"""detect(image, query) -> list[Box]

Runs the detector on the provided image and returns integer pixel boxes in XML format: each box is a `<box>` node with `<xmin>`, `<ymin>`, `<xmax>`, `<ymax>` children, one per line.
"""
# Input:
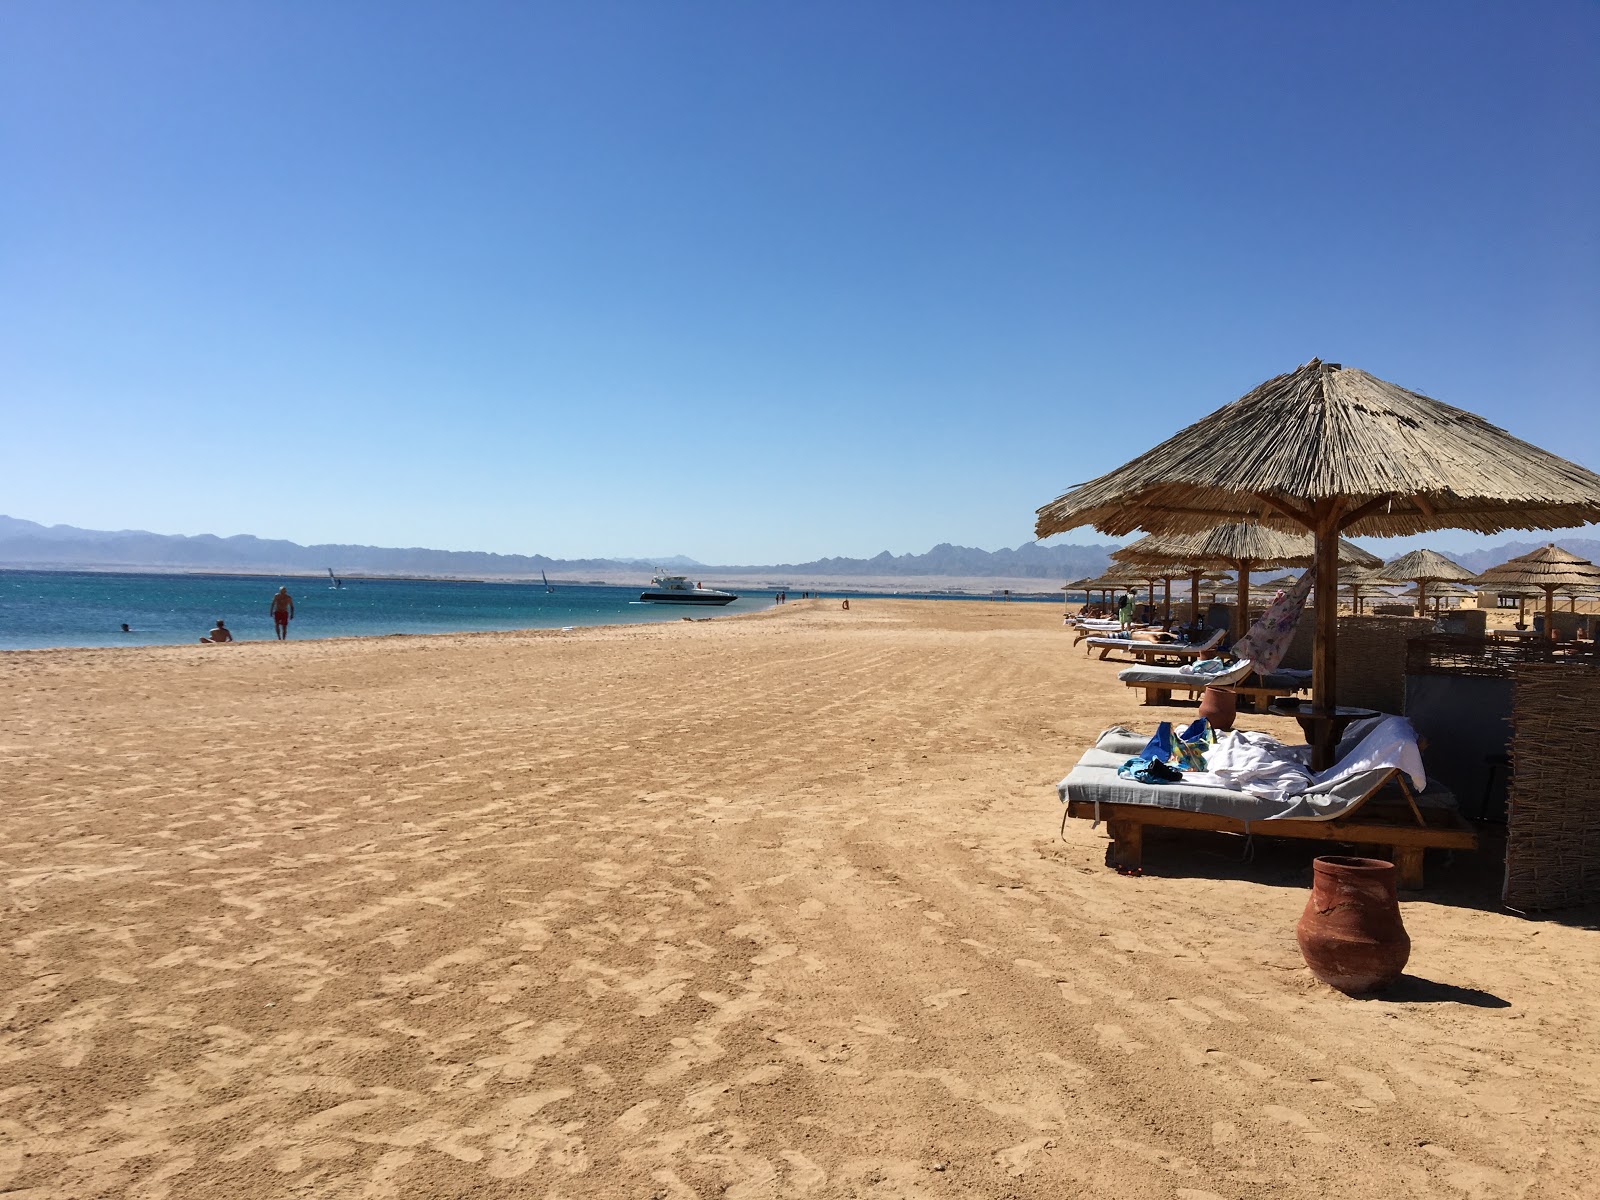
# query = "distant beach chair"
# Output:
<box><xmin>1081</xmin><ymin>626</ymin><xmax>1227</xmax><ymax>662</ymax></box>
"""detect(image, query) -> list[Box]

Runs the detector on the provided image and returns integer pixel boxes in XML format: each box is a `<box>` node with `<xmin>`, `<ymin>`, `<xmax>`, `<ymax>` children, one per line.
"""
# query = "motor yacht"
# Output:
<box><xmin>639</xmin><ymin>576</ymin><xmax>738</xmax><ymax>605</ymax></box>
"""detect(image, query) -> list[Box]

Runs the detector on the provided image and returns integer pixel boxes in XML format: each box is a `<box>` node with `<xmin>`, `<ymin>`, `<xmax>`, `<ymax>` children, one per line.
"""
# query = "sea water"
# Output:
<box><xmin>0</xmin><ymin>570</ymin><xmax>1060</xmax><ymax>651</ymax></box>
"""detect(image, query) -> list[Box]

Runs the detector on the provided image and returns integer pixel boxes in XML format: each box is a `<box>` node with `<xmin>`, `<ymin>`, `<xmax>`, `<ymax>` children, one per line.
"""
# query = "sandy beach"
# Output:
<box><xmin>3</xmin><ymin>599</ymin><xmax>1596</xmax><ymax>1199</ymax></box>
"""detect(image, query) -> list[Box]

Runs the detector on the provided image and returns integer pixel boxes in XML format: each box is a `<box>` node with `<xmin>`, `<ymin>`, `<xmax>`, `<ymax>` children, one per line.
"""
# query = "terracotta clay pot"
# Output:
<box><xmin>1197</xmin><ymin>685</ymin><xmax>1237</xmax><ymax>732</ymax></box>
<box><xmin>1296</xmin><ymin>856</ymin><xmax>1410</xmax><ymax>995</ymax></box>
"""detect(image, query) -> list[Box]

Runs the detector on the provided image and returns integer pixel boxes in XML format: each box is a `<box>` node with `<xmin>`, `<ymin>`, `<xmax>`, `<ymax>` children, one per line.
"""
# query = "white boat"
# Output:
<box><xmin>639</xmin><ymin>575</ymin><xmax>738</xmax><ymax>605</ymax></box>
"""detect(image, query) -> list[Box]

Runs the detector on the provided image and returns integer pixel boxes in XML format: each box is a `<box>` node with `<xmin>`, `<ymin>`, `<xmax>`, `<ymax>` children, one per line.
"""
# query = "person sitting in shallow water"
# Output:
<box><xmin>199</xmin><ymin>620</ymin><xmax>234</xmax><ymax>643</ymax></box>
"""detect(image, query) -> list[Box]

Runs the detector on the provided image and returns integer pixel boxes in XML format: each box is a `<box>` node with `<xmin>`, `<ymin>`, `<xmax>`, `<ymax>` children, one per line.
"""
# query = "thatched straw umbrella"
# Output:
<box><xmin>1111</xmin><ymin>522</ymin><xmax>1379</xmax><ymax>641</ymax></box>
<box><xmin>1474</xmin><ymin>544</ymin><xmax>1600</xmax><ymax>639</ymax></box>
<box><xmin>1035</xmin><ymin>358</ymin><xmax>1600</xmax><ymax>767</ymax></box>
<box><xmin>1338</xmin><ymin>564</ymin><xmax>1388</xmax><ymax>615</ymax></box>
<box><xmin>1373</xmin><ymin>548</ymin><xmax>1475</xmax><ymax>615</ymax></box>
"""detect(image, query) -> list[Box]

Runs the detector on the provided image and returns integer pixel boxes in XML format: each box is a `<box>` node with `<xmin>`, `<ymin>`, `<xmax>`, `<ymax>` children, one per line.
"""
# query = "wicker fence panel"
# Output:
<box><xmin>1505</xmin><ymin>664</ymin><xmax>1600</xmax><ymax>911</ymax></box>
<box><xmin>1336</xmin><ymin>615</ymin><xmax>1435</xmax><ymax>713</ymax></box>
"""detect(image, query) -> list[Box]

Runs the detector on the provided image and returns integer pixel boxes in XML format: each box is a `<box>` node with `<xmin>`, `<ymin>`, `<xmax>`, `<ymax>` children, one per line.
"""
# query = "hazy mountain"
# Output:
<box><xmin>0</xmin><ymin>516</ymin><xmax>1118</xmax><ymax>580</ymax></box>
<box><xmin>727</xmin><ymin>541</ymin><xmax>1120</xmax><ymax>580</ymax></box>
<box><xmin>0</xmin><ymin>516</ymin><xmax>691</xmax><ymax>577</ymax></box>
<box><xmin>3</xmin><ymin>515</ymin><xmax>1592</xmax><ymax>583</ymax></box>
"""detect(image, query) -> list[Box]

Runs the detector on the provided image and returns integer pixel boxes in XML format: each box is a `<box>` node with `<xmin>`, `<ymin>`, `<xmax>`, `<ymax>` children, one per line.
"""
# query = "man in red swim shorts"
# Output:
<box><xmin>270</xmin><ymin>587</ymin><xmax>295</xmax><ymax>640</ymax></box>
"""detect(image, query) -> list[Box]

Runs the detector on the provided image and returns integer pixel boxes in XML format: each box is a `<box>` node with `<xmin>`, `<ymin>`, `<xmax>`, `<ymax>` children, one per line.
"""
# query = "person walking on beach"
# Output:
<box><xmin>1117</xmin><ymin>592</ymin><xmax>1135</xmax><ymax>630</ymax></box>
<box><xmin>270</xmin><ymin>587</ymin><xmax>295</xmax><ymax>640</ymax></box>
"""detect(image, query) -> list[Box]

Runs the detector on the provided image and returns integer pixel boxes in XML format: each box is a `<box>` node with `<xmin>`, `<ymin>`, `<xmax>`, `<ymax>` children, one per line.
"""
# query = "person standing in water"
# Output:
<box><xmin>270</xmin><ymin>587</ymin><xmax>295</xmax><ymax>640</ymax></box>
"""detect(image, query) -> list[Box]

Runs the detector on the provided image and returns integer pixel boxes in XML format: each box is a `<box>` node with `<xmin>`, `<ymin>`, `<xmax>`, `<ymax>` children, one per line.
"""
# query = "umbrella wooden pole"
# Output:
<box><xmin>1163</xmin><ymin>577</ymin><xmax>1172</xmax><ymax>625</ymax></box>
<box><xmin>1234</xmin><ymin>559</ymin><xmax>1252</xmax><ymax>643</ymax></box>
<box><xmin>1311</xmin><ymin>516</ymin><xmax>1342</xmax><ymax>771</ymax></box>
<box><xmin>1417</xmin><ymin>579</ymin><xmax>1427</xmax><ymax>617</ymax></box>
<box><xmin>1545</xmin><ymin>587</ymin><xmax>1556</xmax><ymax>641</ymax></box>
<box><xmin>1190</xmin><ymin>569</ymin><xmax>1203</xmax><ymax>627</ymax></box>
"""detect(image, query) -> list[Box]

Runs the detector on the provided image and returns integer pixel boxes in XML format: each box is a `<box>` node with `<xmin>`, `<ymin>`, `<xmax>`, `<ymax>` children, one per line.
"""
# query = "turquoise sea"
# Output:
<box><xmin>0</xmin><ymin>570</ymin><xmax>1061</xmax><ymax>651</ymax></box>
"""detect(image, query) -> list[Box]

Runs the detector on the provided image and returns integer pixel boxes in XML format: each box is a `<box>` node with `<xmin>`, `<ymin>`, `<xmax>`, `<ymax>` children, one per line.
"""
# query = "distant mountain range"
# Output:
<box><xmin>1</xmin><ymin>515</ymin><xmax>1594</xmax><ymax>583</ymax></box>
<box><xmin>0</xmin><ymin>515</ymin><xmax>1118</xmax><ymax>580</ymax></box>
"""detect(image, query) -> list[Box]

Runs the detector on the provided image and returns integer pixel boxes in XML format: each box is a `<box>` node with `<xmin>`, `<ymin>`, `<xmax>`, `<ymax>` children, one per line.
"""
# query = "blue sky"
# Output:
<box><xmin>3</xmin><ymin>2</ymin><xmax>1596</xmax><ymax>562</ymax></box>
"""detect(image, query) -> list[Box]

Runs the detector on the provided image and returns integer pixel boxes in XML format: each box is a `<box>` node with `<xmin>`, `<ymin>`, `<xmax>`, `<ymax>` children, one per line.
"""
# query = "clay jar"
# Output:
<box><xmin>1296</xmin><ymin>856</ymin><xmax>1410</xmax><ymax>995</ymax></box>
<box><xmin>1197</xmin><ymin>685</ymin><xmax>1237</xmax><ymax>732</ymax></box>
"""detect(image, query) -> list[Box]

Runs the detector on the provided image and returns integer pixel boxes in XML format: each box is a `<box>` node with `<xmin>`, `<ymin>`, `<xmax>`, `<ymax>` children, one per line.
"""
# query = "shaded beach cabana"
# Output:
<box><xmin>1035</xmin><ymin>358</ymin><xmax>1600</xmax><ymax>767</ymax></box>
<box><xmin>1474</xmin><ymin>544</ymin><xmax>1600</xmax><ymax>640</ymax></box>
<box><xmin>1373</xmin><ymin>548</ymin><xmax>1475</xmax><ymax>615</ymax></box>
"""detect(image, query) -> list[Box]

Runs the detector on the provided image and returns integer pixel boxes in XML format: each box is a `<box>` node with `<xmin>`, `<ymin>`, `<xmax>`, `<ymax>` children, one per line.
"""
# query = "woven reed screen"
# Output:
<box><xmin>1505</xmin><ymin>664</ymin><xmax>1600</xmax><ymax>911</ymax></box>
<box><xmin>1336</xmin><ymin>615</ymin><xmax>1435</xmax><ymax>713</ymax></box>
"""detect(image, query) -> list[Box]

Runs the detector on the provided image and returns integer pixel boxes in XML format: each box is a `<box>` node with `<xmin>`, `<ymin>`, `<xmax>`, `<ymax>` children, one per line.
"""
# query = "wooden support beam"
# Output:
<box><xmin>1337</xmin><ymin>495</ymin><xmax>1391</xmax><ymax>531</ymax></box>
<box><xmin>1252</xmin><ymin>492</ymin><xmax>1316</xmax><ymax>527</ymax></box>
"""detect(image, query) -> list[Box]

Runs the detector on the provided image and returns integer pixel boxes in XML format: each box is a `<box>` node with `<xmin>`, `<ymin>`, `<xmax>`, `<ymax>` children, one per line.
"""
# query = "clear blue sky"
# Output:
<box><xmin>4</xmin><ymin>2</ymin><xmax>1596</xmax><ymax>563</ymax></box>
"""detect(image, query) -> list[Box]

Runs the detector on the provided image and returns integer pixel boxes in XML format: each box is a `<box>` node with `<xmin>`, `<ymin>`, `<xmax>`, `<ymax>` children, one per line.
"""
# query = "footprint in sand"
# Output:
<box><xmin>1094</xmin><ymin>1023</ymin><xmax>1147</xmax><ymax>1055</ymax></box>
<box><xmin>779</xmin><ymin>1150</ymin><xmax>827</xmax><ymax>1193</ymax></box>
<box><xmin>1166</xmin><ymin>998</ymin><xmax>1213</xmax><ymax>1024</ymax></box>
<box><xmin>993</xmin><ymin>1136</ymin><xmax>1053</xmax><ymax>1177</ymax></box>
<box><xmin>922</xmin><ymin>987</ymin><xmax>969</xmax><ymax>1010</ymax></box>
<box><xmin>1260</xmin><ymin>1104</ymin><xmax>1332</xmax><ymax>1144</ymax></box>
<box><xmin>1337</xmin><ymin>1065</ymin><xmax>1396</xmax><ymax>1109</ymax></box>
<box><xmin>1056</xmin><ymin>981</ymin><xmax>1091</xmax><ymax>1005</ymax></box>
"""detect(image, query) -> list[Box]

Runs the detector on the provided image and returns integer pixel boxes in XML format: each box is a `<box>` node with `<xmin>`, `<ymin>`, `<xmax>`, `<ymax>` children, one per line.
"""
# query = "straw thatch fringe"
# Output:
<box><xmin>1505</xmin><ymin>664</ymin><xmax>1600</xmax><ymax>911</ymax></box>
<box><xmin>1474</xmin><ymin>543</ymin><xmax>1600</xmax><ymax>590</ymax></box>
<box><xmin>1113</xmin><ymin>525</ymin><xmax>1381</xmax><ymax>570</ymax></box>
<box><xmin>1376</xmin><ymin>548</ymin><xmax>1476</xmax><ymax>585</ymax></box>
<box><xmin>1036</xmin><ymin>360</ymin><xmax>1600</xmax><ymax>539</ymax></box>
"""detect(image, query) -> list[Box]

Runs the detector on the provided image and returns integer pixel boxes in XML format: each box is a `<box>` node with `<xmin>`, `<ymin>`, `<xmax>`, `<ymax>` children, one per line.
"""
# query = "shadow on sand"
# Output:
<box><xmin>1367</xmin><ymin>975</ymin><xmax>1511</xmax><ymax>1008</ymax></box>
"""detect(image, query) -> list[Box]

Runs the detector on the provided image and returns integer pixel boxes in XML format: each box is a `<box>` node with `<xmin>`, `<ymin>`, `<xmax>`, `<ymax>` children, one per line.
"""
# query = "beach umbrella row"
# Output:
<box><xmin>1113</xmin><ymin>522</ymin><xmax>1381</xmax><ymax>640</ymax></box>
<box><xmin>1474</xmin><ymin>544</ymin><xmax>1600</xmax><ymax>636</ymax></box>
<box><xmin>1036</xmin><ymin>358</ymin><xmax>1600</xmax><ymax>768</ymax></box>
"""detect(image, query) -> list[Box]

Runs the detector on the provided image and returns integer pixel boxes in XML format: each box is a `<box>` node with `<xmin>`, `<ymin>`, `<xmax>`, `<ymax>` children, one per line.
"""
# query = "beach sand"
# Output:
<box><xmin>3</xmin><ymin>600</ymin><xmax>1595</xmax><ymax>1199</ymax></box>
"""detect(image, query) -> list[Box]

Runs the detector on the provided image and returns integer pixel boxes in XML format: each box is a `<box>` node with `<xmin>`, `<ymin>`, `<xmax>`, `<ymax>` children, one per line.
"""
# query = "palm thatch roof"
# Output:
<box><xmin>1035</xmin><ymin>359</ymin><xmax>1600</xmax><ymax>540</ymax></box>
<box><xmin>1374</xmin><ymin>548</ymin><xmax>1475</xmax><ymax>586</ymax></box>
<box><xmin>1110</xmin><ymin>523</ymin><xmax>1381</xmax><ymax>570</ymax></box>
<box><xmin>1473</xmin><ymin>544</ymin><xmax>1600</xmax><ymax>591</ymax></box>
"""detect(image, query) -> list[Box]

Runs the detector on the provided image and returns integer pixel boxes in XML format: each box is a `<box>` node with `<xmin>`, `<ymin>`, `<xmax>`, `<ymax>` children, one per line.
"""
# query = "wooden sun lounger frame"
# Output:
<box><xmin>1065</xmin><ymin>769</ymin><xmax>1477</xmax><ymax>888</ymax></box>
<box><xmin>1089</xmin><ymin>629</ymin><xmax>1227</xmax><ymax>661</ymax></box>
<box><xmin>1124</xmin><ymin>677</ymin><xmax>1305</xmax><ymax>712</ymax></box>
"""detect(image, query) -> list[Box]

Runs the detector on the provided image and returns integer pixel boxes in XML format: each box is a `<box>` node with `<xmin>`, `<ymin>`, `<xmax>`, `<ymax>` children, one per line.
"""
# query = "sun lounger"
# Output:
<box><xmin>1082</xmin><ymin>627</ymin><xmax>1227</xmax><ymax>661</ymax></box>
<box><xmin>1117</xmin><ymin>659</ymin><xmax>1310</xmax><ymax>711</ymax></box>
<box><xmin>1058</xmin><ymin>726</ymin><xmax>1476</xmax><ymax>887</ymax></box>
<box><xmin>1071</xmin><ymin>622</ymin><xmax>1154</xmax><ymax>646</ymax></box>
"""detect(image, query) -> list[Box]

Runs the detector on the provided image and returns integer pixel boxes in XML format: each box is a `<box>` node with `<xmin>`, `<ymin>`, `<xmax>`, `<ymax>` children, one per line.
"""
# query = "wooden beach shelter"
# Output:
<box><xmin>1373</xmin><ymin>548</ymin><xmax>1475</xmax><ymax>615</ymax></box>
<box><xmin>1474</xmin><ymin>545</ymin><xmax>1600</xmax><ymax>640</ymax></box>
<box><xmin>1110</xmin><ymin>522</ymin><xmax>1379</xmax><ymax>642</ymax></box>
<box><xmin>1035</xmin><ymin>358</ymin><xmax>1600</xmax><ymax>768</ymax></box>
